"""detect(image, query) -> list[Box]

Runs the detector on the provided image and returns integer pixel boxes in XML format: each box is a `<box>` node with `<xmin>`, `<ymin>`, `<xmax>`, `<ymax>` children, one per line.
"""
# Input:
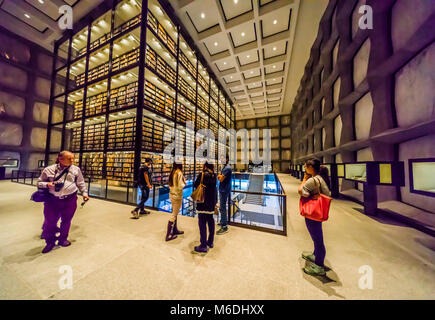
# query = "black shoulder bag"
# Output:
<box><xmin>30</xmin><ymin>167</ymin><xmax>70</xmax><ymax>203</ymax></box>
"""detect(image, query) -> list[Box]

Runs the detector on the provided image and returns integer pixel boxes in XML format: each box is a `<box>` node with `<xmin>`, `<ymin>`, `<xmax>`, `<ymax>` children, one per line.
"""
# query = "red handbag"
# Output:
<box><xmin>299</xmin><ymin>177</ymin><xmax>332</xmax><ymax>222</ymax></box>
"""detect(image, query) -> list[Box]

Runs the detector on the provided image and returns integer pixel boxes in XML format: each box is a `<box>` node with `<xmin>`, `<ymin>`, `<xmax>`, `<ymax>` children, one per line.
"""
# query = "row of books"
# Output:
<box><xmin>147</xmin><ymin>11</ymin><xmax>177</xmax><ymax>57</ymax></box>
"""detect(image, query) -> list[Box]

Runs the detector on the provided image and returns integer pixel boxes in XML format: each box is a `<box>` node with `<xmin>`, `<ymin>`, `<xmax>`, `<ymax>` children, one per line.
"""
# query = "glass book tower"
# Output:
<box><xmin>46</xmin><ymin>0</ymin><xmax>235</xmax><ymax>207</ymax></box>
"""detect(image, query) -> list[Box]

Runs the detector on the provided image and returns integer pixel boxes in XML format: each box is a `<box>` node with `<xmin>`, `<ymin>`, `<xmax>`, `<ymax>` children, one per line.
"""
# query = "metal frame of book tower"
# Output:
<box><xmin>45</xmin><ymin>0</ymin><xmax>235</xmax><ymax>206</ymax></box>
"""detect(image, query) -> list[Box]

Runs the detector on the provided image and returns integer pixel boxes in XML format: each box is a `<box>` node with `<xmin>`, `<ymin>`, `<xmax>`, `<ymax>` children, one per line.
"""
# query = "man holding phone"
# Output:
<box><xmin>217</xmin><ymin>155</ymin><xmax>232</xmax><ymax>235</ymax></box>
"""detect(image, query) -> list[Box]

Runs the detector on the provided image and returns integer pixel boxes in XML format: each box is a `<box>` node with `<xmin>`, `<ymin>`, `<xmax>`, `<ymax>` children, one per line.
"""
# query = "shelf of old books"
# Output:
<box><xmin>49</xmin><ymin>0</ymin><xmax>234</xmax><ymax>195</ymax></box>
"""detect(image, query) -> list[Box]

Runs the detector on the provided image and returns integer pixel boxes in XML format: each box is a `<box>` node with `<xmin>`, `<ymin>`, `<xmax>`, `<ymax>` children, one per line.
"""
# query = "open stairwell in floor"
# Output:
<box><xmin>244</xmin><ymin>174</ymin><xmax>264</xmax><ymax>206</ymax></box>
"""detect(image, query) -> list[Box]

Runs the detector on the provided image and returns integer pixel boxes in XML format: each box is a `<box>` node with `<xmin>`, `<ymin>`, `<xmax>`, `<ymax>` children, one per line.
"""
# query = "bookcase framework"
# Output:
<box><xmin>46</xmin><ymin>0</ymin><xmax>235</xmax><ymax>188</ymax></box>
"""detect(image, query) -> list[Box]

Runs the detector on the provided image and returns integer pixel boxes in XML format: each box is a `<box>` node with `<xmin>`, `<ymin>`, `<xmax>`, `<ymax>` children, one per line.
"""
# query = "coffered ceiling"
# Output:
<box><xmin>169</xmin><ymin>0</ymin><xmax>300</xmax><ymax>119</ymax></box>
<box><xmin>0</xmin><ymin>0</ymin><xmax>105</xmax><ymax>51</ymax></box>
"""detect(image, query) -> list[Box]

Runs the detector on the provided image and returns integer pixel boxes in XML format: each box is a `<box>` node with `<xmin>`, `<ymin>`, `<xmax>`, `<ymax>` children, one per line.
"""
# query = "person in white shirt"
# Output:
<box><xmin>166</xmin><ymin>163</ymin><xmax>186</xmax><ymax>241</ymax></box>
<box><xmin>37</xmin><ymin>151</ymin><xmax>89</xmax><ymax>253</ymax></box>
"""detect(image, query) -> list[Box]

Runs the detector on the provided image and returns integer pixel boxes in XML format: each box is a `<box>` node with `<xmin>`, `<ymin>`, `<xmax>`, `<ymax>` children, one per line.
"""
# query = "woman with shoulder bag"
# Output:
<box><xmin>166</xmin><ymin>163</ymin><xmax>186</xmax><ymax>241</ymax></box>
<box><xmin>298</xmin><ymin>159</ymin><xmax>331</xmax><ymax>275</ymax></box>
<box><xmin>192</xmin><ymin>162</ymin><xmax>217</xmax><ymax>253</ymax></box>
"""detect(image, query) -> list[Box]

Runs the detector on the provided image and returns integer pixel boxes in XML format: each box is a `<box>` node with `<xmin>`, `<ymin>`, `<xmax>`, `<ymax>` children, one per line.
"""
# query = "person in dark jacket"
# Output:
<box><xmin>192</xmin><ymin>161</ymin><xmax>217</xmax><ymax>253</ymax></box>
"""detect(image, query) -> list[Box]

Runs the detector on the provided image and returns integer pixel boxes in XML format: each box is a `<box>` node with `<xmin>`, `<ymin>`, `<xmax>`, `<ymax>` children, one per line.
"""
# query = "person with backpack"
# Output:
<box><xmin>192</xmin><ymin>162</ymin><xmax>217</xmax><ymax>253</ymax></box>
<box><xmin>166</xmin><ymin>162</ymin><xmax>186</xmax><ymax>241</ymax></box>
<box><xmin>298</xmin><ymin>158</ymin><xmax>331</xmax><ymax>276</ymax></box>
<box><xmin>131</xmin><ymin>158</ymin><xmax>153</xmax><ymax>219</ymax></box>
<box><xmin>37</xmin><ymin>151</ymin><xmax>89</xmax><ymax>254</ymax></box>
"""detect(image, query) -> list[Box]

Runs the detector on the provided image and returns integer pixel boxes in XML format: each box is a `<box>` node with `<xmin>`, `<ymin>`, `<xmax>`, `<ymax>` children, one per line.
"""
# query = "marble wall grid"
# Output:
<box><xmin>290</xmin><ymin>0</ymin><xmax>435</xmax><ymax>213</ymax></box>
<box><xmin>236</xmin><ymin>115</ymin><xmax>291</xmax><ymax>173</ymax></box>
<box><xmin>0</xmin><ymin>27</ymin><xmax>57</xmax><ymax>178</ymax></box>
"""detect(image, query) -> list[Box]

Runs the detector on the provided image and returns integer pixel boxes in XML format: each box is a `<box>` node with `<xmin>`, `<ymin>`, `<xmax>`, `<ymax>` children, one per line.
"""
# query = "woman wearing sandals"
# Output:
<box><xmin>298</xmin><ymin>159</ymin><xmax>331</xmax><ymax>276</ymax></box>
<box><xmin>166</xmin><ymin>163</ymin><xmax>186</xmax><ymax>241</ymax></box>
<box><xmin>193</xmin><ymin>162</ymin><xmax>217</xmax><ymax>253</ymax></box>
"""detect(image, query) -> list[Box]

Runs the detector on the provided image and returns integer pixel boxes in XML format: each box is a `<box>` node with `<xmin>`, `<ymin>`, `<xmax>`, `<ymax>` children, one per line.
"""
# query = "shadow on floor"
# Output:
<box><xmin>300</xmin><ymin>259</ymin><xmax>345</xmax><ymax>299</ymax></box>
<box><xmin>353</xmin><ymin>208</ymin><xmax>410</xmax><ymax>228</ymax></box>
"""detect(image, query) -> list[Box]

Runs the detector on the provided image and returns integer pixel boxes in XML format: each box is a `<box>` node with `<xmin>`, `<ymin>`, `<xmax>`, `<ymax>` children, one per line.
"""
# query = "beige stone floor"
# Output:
<box><xmin>0</xmin><ymin>176</ymin><xmax>434</xmax><ymax>300</ymax></box>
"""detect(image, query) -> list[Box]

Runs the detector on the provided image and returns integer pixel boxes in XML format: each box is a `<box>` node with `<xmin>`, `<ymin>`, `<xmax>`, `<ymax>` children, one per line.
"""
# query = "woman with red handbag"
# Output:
<box><xmin>298</xmin><ymin>159</ymin><xmax>331</xmax><ymax>276</ymax></box>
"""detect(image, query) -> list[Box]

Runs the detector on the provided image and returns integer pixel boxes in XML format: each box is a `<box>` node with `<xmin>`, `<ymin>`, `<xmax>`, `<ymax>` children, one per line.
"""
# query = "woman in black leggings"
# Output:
<box><xmin>298</xmin><ymin>159</ymin><xmax>331</xmax><ymax>275</ymax></box>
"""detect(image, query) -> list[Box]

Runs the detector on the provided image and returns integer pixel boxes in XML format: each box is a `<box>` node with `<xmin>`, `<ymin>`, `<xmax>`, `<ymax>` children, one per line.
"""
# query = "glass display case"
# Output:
<box><xmin>409</xmin><ymin>158</ymin><xmax>435</xmax><ymax>197</ymax></box>
<box><xmin>345</xmin><ymin>163</ymin><xmax>367</xmax><ymax>182</ymax></box>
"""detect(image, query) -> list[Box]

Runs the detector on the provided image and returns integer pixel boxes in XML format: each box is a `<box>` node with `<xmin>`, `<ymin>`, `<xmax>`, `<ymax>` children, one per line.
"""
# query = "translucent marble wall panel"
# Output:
<box><xmin>281</xmin><ymin>115</ymin><xmax>290</xmax><ymax>126</ymax></box>
<box><xmin>0</xmin><ymin>91</ymin><xmax>25</xmax><ymax>118</ymax></box>
<box><xmin>353</xmin><ymin>39</ymin><xmax>370</xmax><ymax>88</ymax></box>
<box><xmin>269</xmin><ymin>116</ymin><xmax>279</xmax><ymax>126</ymax></box>
<box><xmin>0</xmin><ymin>62</ymin><xmax>27</xmax><ymax>91</ymax></box>
<box><xmin>0</xmin><ymin>121</ymin><xmax>22</xmax><ymax>146</ymax></box>
<box><xmin>0</xmin><ymin>33</ymin><xmax>30</xmax><ymax>64</ymax></box>
<box><xmin>28</xmin><ymin>153</ymin><xmax>45</xmax><ymax>170</ymax></box>
<box><xmin>30</xmin><ymin>128</ymin><xmax>47</xmax><ymax>149</ymax></box>
<box><xmin>281</xmin><ymin>150</ymin><xmax>291</xmax><ymax>161</ymax></box>
<box><xmin>357</xmin><ymin>147</ymin><xmax>373</xmax><ymax>162</ymax></box>
<box><xmin>49</xmin><ymin>129</ymin><xmax>62</xmax><ymax>152</ymax></box>
<box><xmin>333</xmin><ymin>40</ymin><xmax>339</xmax><ymax>68</ymax></box>
<box><xmin>392</xmin><ymin>0</ymin><xmax>435</xmax><ymax>51</ymax></box>
<box><xmin>271</xmin><ymin>139</ymin><xmax>279</xmax><ymax>149</ymax></box>
<box><xmin>271</xmin><ymin>150</ymin><xmax>280</xmax><ymax>161</ymax></box>
<box><xmin>322</xmin><ymin>127</ymin><xmax>326</xmax><ymax>149</ymax></box>
<box><xmin>351</xmin><ymin>0</ymin><xmax>367</xmax><ymax>39</ymax></box>
<box><xmin>281</xmin><ymin>162</ymin><xmax>289</xmax><ymax>172</ymax></box>
<box><xmin>334</xmin><ymin>115</ymin><xmax>342</xmax><ymax>147</ymax></box>
<box><xmin>395</xmin><ymin>43</ymin><xmax>435</xmax><ymax>128</ymax></box>
<box><xmin>399</xmin><ymin>134</ymin><xmax>435</xmax><ymax>213</ymax></box>
<box><xmin>355</xmin><ymin>92</ymin><xmax>373</xmax><ymax>140</ymax></box>
<box><xmin>33</xmin><ymin>102</ymin><xmax>50</xmax><ymax>124</ymax></box>
<box><xmin>37</xmin><ymin>53</ymin><xmax>53</xmax><ymax>74</ymax></box>
<box><xmin>52</xmin><ymin>106</ymin><xmax>64</xmax><ymax>124</ymax></box>
<box><xmin>281</xmin><ymin>127</ymin><xmax>290</xmax><ymax>137</ymax></box>
<box><xmin>257</xmin><ymin>118</ymin><xmax>267</xmax><ymax>127</ymax></box>
<box><xmin>271</xmin><ymin>128</ymin><xmax>279</xmax><ymax>138</ymax></box>
<box><xmin>333</xmin><ymin>77</ymin><xmax>341</xmax><ymax>108</ymax></box>
<box><xmin>335</xmin><ymin>153</ymin><xmax>342</xmax><ymax>163</ymax></box>
<box><xmin>35</xmin><ymin>77</ymin><xmax>51</xmax><ymax>100</ymax></box>
<box><xmin>246</xmin><ymin>119</ymin><xmax>256</xmax><ymax>128</ymax></box>
<box><xmin>236</xmin><ymin>120</ymin><xmax>245</xmax><ymax>129</ymax></box>
<box><xmin>281</xmin><ymin>138</ymin><xmax>291</xmax><ymax>149</ymax></box>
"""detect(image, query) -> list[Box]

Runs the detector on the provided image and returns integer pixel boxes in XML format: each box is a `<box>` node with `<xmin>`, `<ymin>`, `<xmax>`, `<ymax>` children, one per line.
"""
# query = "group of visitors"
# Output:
<box><xmin>36</xmin><ymin>151</ymin><xmax>232</xmax><ymax>255</ymax></box>
<box><xmin>35</xmin><ymin>150</ymin><xmax>331</xmax><ymax>276</ymax></box>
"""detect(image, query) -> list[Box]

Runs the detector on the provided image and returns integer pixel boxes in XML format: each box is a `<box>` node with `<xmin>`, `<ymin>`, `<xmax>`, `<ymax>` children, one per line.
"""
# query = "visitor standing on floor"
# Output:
<box><xmin>131</xmin><ymin>158</ymin><xmax>153</xmax><ymax>219</ymax></box>
<box><xmin>166</xmin><ymin>163</ymin><xmax>186</xmax><ymax>241</ymax></box>
<box><xmin>37</xmin><ymin>151</ymin><xmax>89</xmax><ymax>254</ymax></box>
<box><xmin>193</xmin><ymin>162</ymin><xmax>217</xmax><ymax>253</ymax></box>
<box><xmin>217</xmin><ymin>155</ymin><xmax>232</xmax><ymax>235</ymax></box>
<box><xmin>298</xmin><ymin>159</ymin><xmax>331</xmax><ymax>276</ymax></box>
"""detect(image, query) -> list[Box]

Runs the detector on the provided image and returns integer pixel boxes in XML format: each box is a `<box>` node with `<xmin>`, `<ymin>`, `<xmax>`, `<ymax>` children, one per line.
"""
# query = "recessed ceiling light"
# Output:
<box><xmin>214</xmin><ymin>42</ymin><xmax>218</xmax><ymax>46</ymax></box>
<box><xmin>273</xmin><ymin>20</ymin><xmax>277</xmax><ymax>24</ymax></box>
<box><xmin>24</xmin><ymin>13</ymin><xmax>31</xmax><ymax>19</ymax></box>
<box><xmin>273</xmin><ymin>65</ymin><xmax>276</xmax><ymax>68</ymax></box>
<box><xmin>241</xmin><ymin>32</ymin><xmax>245</xmax><ymax>37</ymax></box>
<box><xmin>234</xmin><ymin>0</ymin><xmax>238</xmax><ymax>3</ymax></box>
<box><xmin>273</xmin><ymin>47</ymin><xmax>277</xmax><ymax>51</ymax></box>
<box><xmin>201</xmin><ymin>13</ymin><xmax>205</xmax><ymax>19</ymax></box>
<box><xmin>38</xmin><ymin>0</ymin><xmax>44</xmax><ymax>3</ymax></box>
<box><xmin>247</xmin><ymin>55</ymin><xmax>250</xmax><ymax>58</ymax></box>
<box><xmin>223</xmin><ymin>62</ymin><xmax>226</xmax><ymax>65</ymax></box>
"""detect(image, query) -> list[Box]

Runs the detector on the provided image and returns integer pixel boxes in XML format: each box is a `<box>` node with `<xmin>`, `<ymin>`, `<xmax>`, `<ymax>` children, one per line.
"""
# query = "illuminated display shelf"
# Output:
<box><xmin>48</xmin><ymin>0</ymin><xmax>235</xmax><ymax>186</ymax></box>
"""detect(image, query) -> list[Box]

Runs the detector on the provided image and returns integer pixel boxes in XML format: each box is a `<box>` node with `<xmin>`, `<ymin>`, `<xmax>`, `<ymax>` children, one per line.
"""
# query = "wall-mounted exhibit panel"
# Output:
<box><xmin>409</xmin><ymin>159</ymin><xmax>435</xmax><ymax>197</ymax></box>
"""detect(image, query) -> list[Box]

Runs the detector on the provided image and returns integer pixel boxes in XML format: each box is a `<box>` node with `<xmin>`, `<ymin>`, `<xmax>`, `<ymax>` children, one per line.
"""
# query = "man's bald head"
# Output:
<box><xmin>57</xmin><ymin>150</ymin><xmax>74</xmax><ymax>167</ymax></box>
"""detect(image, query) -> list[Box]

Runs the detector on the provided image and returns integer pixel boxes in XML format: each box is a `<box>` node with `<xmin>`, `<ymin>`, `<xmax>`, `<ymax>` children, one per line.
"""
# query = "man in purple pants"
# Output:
<box><xmin>37</xmin><ymin>151</ymin><xmax>89</xmax><ymax>254</ymax></box>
